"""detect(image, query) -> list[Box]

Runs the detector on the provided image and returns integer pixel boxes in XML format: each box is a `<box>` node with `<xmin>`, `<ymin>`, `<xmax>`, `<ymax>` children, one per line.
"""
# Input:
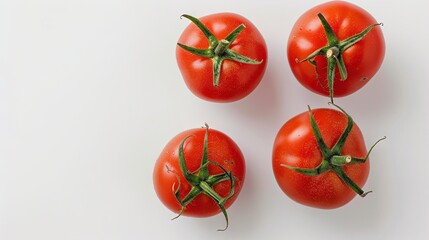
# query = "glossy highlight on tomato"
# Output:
<box><xmin>176</xmin><ymin>13</ymin><xmax>268</xmax><ymax>102</ymax></box>
<box><xmin>287</xmin><ymin>1</ymin><xmax>385</xmax><ymax>100</ymax></box>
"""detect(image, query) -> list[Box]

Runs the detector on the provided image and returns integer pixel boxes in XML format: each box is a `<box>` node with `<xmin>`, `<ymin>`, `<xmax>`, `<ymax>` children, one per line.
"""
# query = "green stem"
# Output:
<box><xmin>198</xmin><ymin>124</ymin><xmax>210</xmax><ymax>179</ymax></box>
<box><xmin>169</xmin><ymin>123</ymin><xmax>238</xmax><ymax>231</ymax></box>
<box><xmin>331</xmin><ymin>155</ymin><xmax>352</xmax><ymax>166</ymax></box>
<box><xmin>180</xmin><ymin>186</ymin><xmax>203</xmax><ymax>206</ymax></box>
<box><xmin>330</xmin><ymin>103</ymin><xmax>354</xmax><ymax>154</ymax></box>
<box><xmin>214</xmin><ymin>40</ymin><xmax>230</xmax><ymax>56</ymax></box>
<box><xmin>281</xmin><ymin>160</ymin><xmax>331</xmax><ymax>176</ymax></box>
<box><xmin>180</xmin><ymin>14</ymin><xmax>218</xmax><ymax>46</ymax></box>
<box><xmin>178</xmin><ymin>136</ymin><xmax>201</xmax><ymax>185</ymax></box>
<box><xmin>212</xmin><ymin>56</ymin><xmax>223</xmax><ymax>86</ymax></box>
<box><xmin>327</xmin><ymin>56</ymin><xmax>337</xmax><ymax>103</ymax></box>
<box><xmin>350</xmin><ymin>136</ymin><xmax>386</xmax><ymax>164</ymax></box>
<box><xmin>326</xmin><ymin>46</ymin><xmax>339</xmax><ymax>58</ymax></box>
<box><xmin>318</xmin><ymin>13</ymin><xmax>339</xmax><ymax>45</ymax></box>
<box><xmin>332</xmin><ymin>166</ymin><xmax>371</xmax><ymax>197</ymax></box>
<box><xmin>308</xmin><ymin>105</ymin><xmax>331</xmax><ymax>158</ymax></box>
<box><xmin>199</xmin><ymin>181</ymin><xmax>223</xmax><ymax>202</ymax></box>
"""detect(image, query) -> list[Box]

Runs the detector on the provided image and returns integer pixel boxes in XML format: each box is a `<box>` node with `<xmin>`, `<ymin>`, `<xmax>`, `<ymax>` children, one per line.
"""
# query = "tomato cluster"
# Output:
<box><xmin>153</xmin><ymin>0</ymin><xmax>385</xmax><ymax>230</ymax></box>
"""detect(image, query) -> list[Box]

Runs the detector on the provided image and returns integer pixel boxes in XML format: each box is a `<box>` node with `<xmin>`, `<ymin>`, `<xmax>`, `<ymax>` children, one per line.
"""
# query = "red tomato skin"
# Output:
<box><xmin>176</xmin><ymin>13</ymin><xmax>268</xmax><ymax>102</ymax></box>
<box><xmin>272</xmin><ymin>108</ymin><xmax>369</xmax><ymax>209</ymax></box>
<box><xmin>287</xmin><ymin>1</ymin><xmax>385</xmax><ymax>97</ymax></box>
<box><xmin>153</xmin><ymin>127</ymin><xmax>246</xmax><ymax>217</ymax></box>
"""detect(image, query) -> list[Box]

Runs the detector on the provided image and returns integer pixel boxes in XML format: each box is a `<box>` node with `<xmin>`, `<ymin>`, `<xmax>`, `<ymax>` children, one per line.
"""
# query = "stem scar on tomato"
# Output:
<box><xmin>177</xmin><ymin>14</ymin><xmax>263</xmax><ymax>87</ymax></box>
<box><xmin>281</xmin><ymin>103</ymin><xmax>386</xmax><ymax>197</ymax></box>
<box><xmin>165</xmin><ymin>123</ymin><xmax>239</xmax><ymax>231</ymax></box>
<box><xmin>295</xmin><ymin>13</ymin><xmax>383</xmax><ymax>103</ymax></box>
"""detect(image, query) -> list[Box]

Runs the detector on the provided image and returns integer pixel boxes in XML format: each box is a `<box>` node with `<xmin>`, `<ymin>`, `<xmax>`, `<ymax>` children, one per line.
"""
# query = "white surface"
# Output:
<box><xmin>1</xmin><ymin>0</ymin><xmax>428</xmax><ymax>239</ymax></box>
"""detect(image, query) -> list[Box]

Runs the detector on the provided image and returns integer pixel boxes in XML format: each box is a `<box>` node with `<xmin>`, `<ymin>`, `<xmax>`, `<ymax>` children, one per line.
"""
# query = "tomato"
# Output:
<box><xmin>272</xmin><ymin>105</ymin><xmax>384</xmax><ymax>209</ymax></box>
<box><xmin>153</xmin><ymin>124</ymin><xmax>245</xmax><ymax>230</ymax></box>
<box><xmin>287</xmin><ymin>1</ymin><xmax>385</xmax><ymax>101</ymax></box>
<box><xmin>176</xmin><ymin>13</ymin><xmax>268</xmax><ymax>103</ymax></box>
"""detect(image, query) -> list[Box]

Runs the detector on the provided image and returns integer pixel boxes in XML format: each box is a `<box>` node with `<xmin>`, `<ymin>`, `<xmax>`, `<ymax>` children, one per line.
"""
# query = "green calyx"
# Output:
<box><xmin>166</xmin><ymin>123</ymin><xmax>238</xmax><ymax>231</ymax></box>
<box><xmin>296</xmin><ymin>13</ymin><xmax>383</xmax><ymax>103</ymax></box>
<box><xmin>178</xmin><ymin>14</ymin><xmax>263</xmax><ymax>87</ymax></box>
<box><xmin>281</xmin><ymin>103</ymin><xmax>385</xmax><ymax>197</ymax></box>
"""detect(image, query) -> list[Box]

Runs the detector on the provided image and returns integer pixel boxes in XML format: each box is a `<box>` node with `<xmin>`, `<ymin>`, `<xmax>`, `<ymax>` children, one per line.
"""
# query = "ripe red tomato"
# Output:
<box><xmin>272</xmin><ymin>106</ymin><xmax>382</xmax><ymax>209</ymax></box>
<box><xmin>287</xmin><ymin>1</ymin><xmax>385</xmax><ymax>100</ymax></box>
<box><xmin>176</xmin><ymin>13</ymin><xmax>267</xmax><ymax>102</ymax></box>
<box><xmin>153</xmin><ymin>124</ymin><xmax>245</xmax><ymax>230</ymax></box>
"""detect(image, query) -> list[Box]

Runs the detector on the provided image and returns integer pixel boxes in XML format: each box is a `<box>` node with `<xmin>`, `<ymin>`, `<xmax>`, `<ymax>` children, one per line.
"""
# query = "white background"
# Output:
<box><xmin>1</xmin><ymin>0</ymin><xmax>428</xmax><ymax>239</ymax></box>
